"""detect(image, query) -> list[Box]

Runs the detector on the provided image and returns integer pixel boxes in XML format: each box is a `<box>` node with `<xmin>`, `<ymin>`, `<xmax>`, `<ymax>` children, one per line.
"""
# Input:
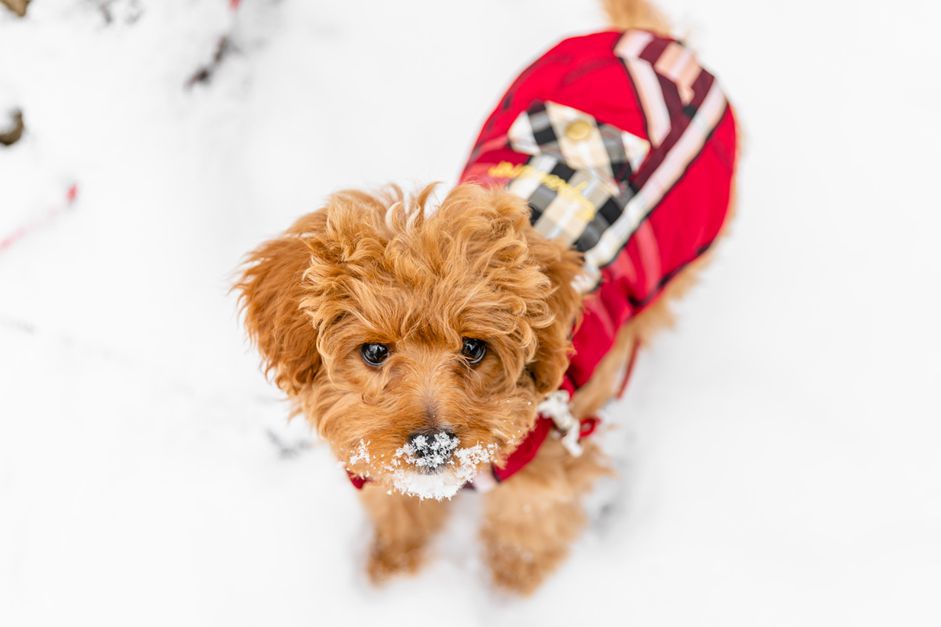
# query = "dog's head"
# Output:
<box><xmin>236</xmin><ymin>184</ymin><xmax>582</xmax><ymax>498</ymax></box>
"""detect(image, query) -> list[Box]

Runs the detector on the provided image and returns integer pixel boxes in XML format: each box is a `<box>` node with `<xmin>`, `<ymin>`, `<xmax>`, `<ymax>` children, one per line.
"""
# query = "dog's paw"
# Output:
<box><xmin>485</xmin><ymin>543</ymin><xmax>565</xmax><ymax>595</ymax></box>
<box><xmin>366</xmin><ymin>539</ymin><xmax>425</xmax><ymax>583</ymax></box>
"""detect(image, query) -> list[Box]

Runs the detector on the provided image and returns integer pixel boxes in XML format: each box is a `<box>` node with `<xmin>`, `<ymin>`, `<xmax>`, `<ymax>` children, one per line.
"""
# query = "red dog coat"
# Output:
<box><xmin>349</xmin><ymin>29</ymin><xmax>737</xmax><ymax>490</ymax></box>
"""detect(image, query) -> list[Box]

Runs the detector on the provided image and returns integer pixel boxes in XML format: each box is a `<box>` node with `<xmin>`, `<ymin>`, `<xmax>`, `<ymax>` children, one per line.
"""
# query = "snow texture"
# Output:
<box><xmin>537</xmin><ymin>390</ymin><xmax>583</xmax><ymax>456</ymax></box>
<box><xmin>389</xmin><ymin>437</ymin><xmax>497</xmax><ymax>501</ymax></box>
<box><xmin>1</xmin><ymin>1</ymin><xmax>940</xmax><ymax>626</ymax></box>
<box><xmin>397</xmin><ymin>432</ymin><xmax>460</xmax><ymax>471</ymax></box>
<box><xmin>348</xmin><ymin>438</ymin><xmax>371</xmax><ymax>466</ymax></box>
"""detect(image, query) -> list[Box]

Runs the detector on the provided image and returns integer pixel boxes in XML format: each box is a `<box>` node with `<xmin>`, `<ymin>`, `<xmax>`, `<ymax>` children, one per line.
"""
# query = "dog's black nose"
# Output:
<box><xmin>406</xmin><ymin>429</ymin><xmax>458</xmax><ymax>472</ymax></box>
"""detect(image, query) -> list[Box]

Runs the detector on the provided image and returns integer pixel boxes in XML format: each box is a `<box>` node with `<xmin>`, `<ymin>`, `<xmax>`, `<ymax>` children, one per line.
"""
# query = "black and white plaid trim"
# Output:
<box><xmin>504</xmin><ymin>154</ymin><xmax>633</xmax><ymax>257</ymax></box>
<box><xmin>508</xmin><ymin>101</ymin><xmax>649</xmax><ymax>186</ymax></box>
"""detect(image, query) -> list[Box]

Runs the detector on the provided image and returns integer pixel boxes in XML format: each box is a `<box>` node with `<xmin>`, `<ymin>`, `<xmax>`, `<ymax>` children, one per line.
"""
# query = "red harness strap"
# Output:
<box><xmin>491</xmin><ymin>416</ymin><xmax>554</xmax><ymax>482</ymax></box>
<box><xmin>346</xmin><ymin>472</ymin><xmax>369</xmax><ymax>490</ymax></box>
<box><xmin>485</xmin><ymin>339</ymin><xmax>639</xmax><ymax>485</ymax></box>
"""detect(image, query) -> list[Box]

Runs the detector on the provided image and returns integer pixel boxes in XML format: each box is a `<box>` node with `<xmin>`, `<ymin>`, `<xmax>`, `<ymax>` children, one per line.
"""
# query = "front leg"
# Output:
<box><xmin>481</xmin><ymin>439</ymin><xmax>610</xmax><ymax>594</ymax></box>
<box><xmin>359</xmin><ymin>484</ymin><xmax>451</xmax><ymax>582</ymax></box>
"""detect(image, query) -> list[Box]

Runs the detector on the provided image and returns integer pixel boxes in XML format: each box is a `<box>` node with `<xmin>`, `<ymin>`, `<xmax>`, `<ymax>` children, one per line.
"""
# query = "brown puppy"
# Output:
<box><xmin>236</xmin><ymin>0</ymin><xmax>735</xmax><ymax>594</ymax></box>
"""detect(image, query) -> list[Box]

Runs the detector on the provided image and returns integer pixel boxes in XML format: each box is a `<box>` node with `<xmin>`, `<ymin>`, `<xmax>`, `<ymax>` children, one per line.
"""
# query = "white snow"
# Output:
<box><xmin>396</xmin><ymin>432</ymin><xmax>459</xmax><ymax>470</ymax></box>
<box><xmin>348</xmin><ymin>438</ymin><xmax>371</xmax><ymax>466</ymax></box>
<box><xmin>388</xmin><ymin>438</ymin><xmax>497</xmax><ymax>501</ymax></box>
<box><xmin>538</xmin><ymin>389</ymin><xmax>584</xmax><ymax>456</ymax></box>
<box><xmin>2</xmin><ymin>0</ymin><xmax>940</xmax><ymax>626</ymax></box>
<box><xmin>387</xmin><ymin>468</ymin><xmax>470</xmax><ymax>502</ymax></box>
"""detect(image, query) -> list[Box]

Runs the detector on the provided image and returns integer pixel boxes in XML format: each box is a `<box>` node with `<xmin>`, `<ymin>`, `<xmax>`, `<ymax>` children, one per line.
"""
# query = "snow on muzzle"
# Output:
<box><xmin>388</xmin><ymin>431</ymin><xmax>498</xmax><ymax>500</ymax></box>
<box><xmin>400</xmin><ymin>429</ymin><xmax>458</xmax><ymax>473</ymax></box>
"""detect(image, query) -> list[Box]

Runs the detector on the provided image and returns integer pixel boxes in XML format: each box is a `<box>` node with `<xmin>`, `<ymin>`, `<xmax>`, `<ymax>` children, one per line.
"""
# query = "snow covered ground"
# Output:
<box><xmin>1</xmin><ymin>0</ymin><xmax>939</xmax><ymax>625</ymax></box>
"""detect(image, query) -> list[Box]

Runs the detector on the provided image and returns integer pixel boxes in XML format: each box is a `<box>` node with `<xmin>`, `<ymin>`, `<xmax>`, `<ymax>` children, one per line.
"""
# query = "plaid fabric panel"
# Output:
<box><xmin>508</xmin><ymin>101</ymin><xmax>650</xmax><ymax>186</ymax></box>
<box><xmin>503</xmin><ymin>100</ymin><xmax>648</xmax><ymax>278</ymax></box>
<box><xmin>497</xmin><ymin>34</ymin><xmax>728</xmax><ymax>293</ymax></box>
<box><xmin>504</xmin><ymin>153</ymin><xmax>633</xmax><ymax>258</ymax></box>
<box><xmin>577</xmin><ymin>31</ymin><xmax>727</xmax><ymax>284</ymax></box>
<box><xmin>615</xmin><ymin>30</ymin><xmax>715</xmax><ymax>148</ymax></box>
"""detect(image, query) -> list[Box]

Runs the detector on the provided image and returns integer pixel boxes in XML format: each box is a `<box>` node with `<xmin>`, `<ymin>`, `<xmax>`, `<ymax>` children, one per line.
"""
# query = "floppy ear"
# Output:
<box><xmin>523</xmin><ymin>221</ymin><xmax>584</xmax><ymax>396</ymax></box>
<box><xmin>235</xmin><ymin>212</ymin><xmax>327</xmax><ymax>397</ymax></box>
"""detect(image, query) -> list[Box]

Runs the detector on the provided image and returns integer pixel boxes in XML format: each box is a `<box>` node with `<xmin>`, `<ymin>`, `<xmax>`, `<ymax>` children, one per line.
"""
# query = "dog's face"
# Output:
<box><xmin>236</xmin><ymin>184</ymin><xmax>582</xmax><ymax>498</ymax></box>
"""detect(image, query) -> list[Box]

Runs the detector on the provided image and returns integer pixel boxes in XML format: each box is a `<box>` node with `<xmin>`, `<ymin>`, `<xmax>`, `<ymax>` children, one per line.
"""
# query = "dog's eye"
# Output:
<box><xmin>360</xmin><ymin>343</ymin><xmax>390</xmax><ymax>367</ymax></box>
<box><xmin>461</xmin><ymin>338</ymin><xmax>487</xmax><ymax>365</ymax></box>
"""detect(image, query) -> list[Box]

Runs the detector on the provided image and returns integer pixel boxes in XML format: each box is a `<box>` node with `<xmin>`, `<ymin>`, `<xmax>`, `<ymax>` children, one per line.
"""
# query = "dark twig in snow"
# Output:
<box><xmin>184</xmin><ymin>0</ymin><xmax>244</xmax><ymax>89</ymax></box>
<box><xmin>266</xmin><ymin>428</ymin><xmax>313</xmax><ymax>459</ymax></box>
<box><xmin>185</xmin><ymin>36</ymin><xmax>237</xmax><ymax>89</ymax></box>
<box><xmin>0</xmin><ymin>109</ymin><xmax>24</xmax><ymax>146</ymax></box>
<box><xmin>89</xmin><ymin>0</ymin><xmax>143</xmax><ymax>26</ymax></box>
